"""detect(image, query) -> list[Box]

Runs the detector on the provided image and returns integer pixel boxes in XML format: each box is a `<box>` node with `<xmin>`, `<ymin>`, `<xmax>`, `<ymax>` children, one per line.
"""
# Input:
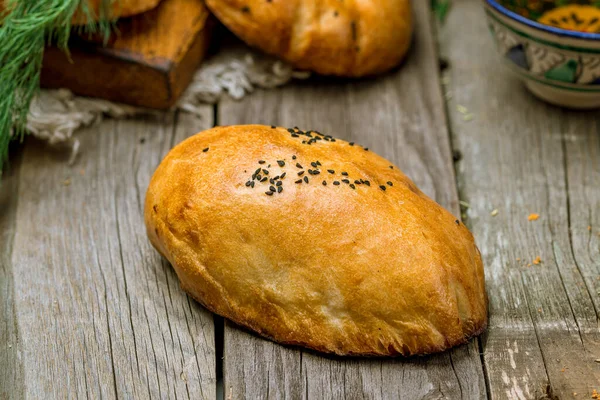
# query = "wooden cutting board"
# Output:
<box><xmin>41</xmin><ymin>0</ymin><xmax>213</xmax><ymax>109</ymax></box>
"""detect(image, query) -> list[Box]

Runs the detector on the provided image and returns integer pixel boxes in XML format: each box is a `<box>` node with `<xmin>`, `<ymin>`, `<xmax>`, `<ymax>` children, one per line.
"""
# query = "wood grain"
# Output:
<box><xmin>5</xmin><ymin>109</ymin><xmax>217</xmax><ymax>398</ymax></box>
<box><xmin>219</xmin><ymin>1</ymin><xmax>487</xmax><ymax>398</ymax></box>
<box><xmin>41</xmin><ymin>0</ymin><xmax>213</xmax><ymax>109</ymax></box>
<box><xmin>440</xmin><ymin>0</ymin><xmax>600</xmax><ymax>397</ymax></box>
<box><xmin>0</xmin><ymin>150</ymin><xmax>24</xmax><ymax>400</ymax></box>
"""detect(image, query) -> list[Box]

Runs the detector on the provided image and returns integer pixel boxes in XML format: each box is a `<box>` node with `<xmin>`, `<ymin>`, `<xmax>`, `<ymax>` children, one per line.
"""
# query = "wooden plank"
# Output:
<box><xmin>7</xmin><ymin>109</ymin><xmax>217</xmax><ymax>398</ymax></box>
<box><xmin>440</xmin><ymin>0</ymin><xmax>600</xmax><ymax>397</ymax></box>
<box><xmin>0</xmin><ymin>149</ymin><xmax>25</xmax><ymax>400</ymax></box>
<box><xmin>219</xmin><ymin>1</ymin><xmax>487</xmax><ymax>398</ymax></box>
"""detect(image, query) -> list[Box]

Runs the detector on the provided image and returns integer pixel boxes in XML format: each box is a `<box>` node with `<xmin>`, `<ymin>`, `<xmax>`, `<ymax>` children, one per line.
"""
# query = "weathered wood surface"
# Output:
<box><xmin>440</xmin><ymin>0</ymin><xmax>600</xmax><ymax>398</ymax></box>
<box><xmin>218</xmin><ymin>1</ymin><xmax>486</xmax><ymax>398</ymax></box>
<box><xmin>1</xmin><ymin>110</ymin><xmax>217</xmax><ymax>399</ymax></box>
<box><xmin>4</xmin><ymin>0</ymin><xmax>600</xmax><ymax>398</ymax></box>
<box><xmin>0</xmin><ymin>149</ymin><xmax>24</xmax><ymax>400</ymax></box>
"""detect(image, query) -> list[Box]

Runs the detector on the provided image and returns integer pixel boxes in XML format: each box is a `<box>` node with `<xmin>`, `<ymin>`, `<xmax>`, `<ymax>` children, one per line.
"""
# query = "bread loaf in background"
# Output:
<box><xmin>72</xmin><ymin>0</ymin><xmax>162</xmax><ymax>23</ymax></box>
<box><xmin>145</xmin><ymin>125</ymin><xmax>487</xmax><ymax>356</ymax></box>
<box><xmin>0</xmin><ymin>0</ymin><xmax>161</xmax><ymax>24</ymax></box>
<box><xmin>205</xmin><ymin>0</ymin><xmax>413</xmax><ymax>77</ymax></box>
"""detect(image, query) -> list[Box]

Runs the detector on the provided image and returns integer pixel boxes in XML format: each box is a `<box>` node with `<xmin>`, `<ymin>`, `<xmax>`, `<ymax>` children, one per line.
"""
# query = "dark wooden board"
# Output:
<box><xmin>218</xmin><ymin>1</ymin><xmax>487</xmax><ymax>398</ymax></box>
<box><xmin>440</xmin><ymin>0</ymin><xmax>600</xmax><ymax>397</ymax></box>
<box><xmin>41</xmin><ymin>0</ymin><xmax>213</xmax><ymax>109</ymax></box>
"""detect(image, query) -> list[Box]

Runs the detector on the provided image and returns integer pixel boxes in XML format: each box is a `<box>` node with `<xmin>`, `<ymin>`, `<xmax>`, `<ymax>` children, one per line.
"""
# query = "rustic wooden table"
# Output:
<box><xmin>2</xmin><ymin>0</ymin><xmax>599</xmax><ymax>398</ymax></box>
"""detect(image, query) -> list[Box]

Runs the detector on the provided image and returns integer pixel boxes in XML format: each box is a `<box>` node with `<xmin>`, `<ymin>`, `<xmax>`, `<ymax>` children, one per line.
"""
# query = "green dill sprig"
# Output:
<box><xmin>0</xmin><ymin>0</ymin><xmax>115</xmax><ymax>171</ymax></box>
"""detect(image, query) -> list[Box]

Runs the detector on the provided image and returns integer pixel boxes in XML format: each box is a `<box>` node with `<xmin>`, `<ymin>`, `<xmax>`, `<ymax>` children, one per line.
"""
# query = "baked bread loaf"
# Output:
<box><xmin>145</xmin><ymin>125</ymin><xmax>487</xmax><ymax>356</ymax></box>
<box><xmin>204</xmin><ymin>0</ymin><xmax>413</xmax><ymax>77</ymax></box>
<box><xmin>72</xmin><ymin>0</ymin><xmax>162</xmax><ymax>23</ymax></box>
<box><xmin>1</xmin><ymin>0</ymin><xmax>161</xmax><ymax>24</ymax></box>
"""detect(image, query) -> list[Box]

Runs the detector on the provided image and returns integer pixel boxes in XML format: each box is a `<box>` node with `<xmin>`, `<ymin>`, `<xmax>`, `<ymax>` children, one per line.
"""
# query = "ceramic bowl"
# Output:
<box><xmin>483</xmin><ymin>0</ymin><xmax>600</xmax><ymax>109</ymax></box>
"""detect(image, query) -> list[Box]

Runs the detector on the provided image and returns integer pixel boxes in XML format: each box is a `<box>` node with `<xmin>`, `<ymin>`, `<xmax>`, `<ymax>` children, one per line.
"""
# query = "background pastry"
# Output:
<box><xmin>205</xmin><ymin>0</ymin><xmax>414</xmax><ymax>77</ymax></box>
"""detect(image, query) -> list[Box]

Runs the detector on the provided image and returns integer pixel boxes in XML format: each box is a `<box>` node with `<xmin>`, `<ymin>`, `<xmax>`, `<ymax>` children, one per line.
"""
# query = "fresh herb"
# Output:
<box><xmin>0</xmin><ymin>0</ymin><xmax>116</xmax><ymax>170</ymax></box>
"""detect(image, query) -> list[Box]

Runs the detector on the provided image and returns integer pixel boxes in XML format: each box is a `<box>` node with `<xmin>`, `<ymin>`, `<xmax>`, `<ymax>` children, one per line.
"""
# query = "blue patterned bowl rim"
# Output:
<box><xmin>485</xmin><ymin>0</ymin><xmax>600</xmax><ymax>41</ymax></box>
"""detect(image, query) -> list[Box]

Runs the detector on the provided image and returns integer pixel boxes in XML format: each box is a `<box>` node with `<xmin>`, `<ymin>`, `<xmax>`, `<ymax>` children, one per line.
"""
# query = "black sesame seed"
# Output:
<box><xmin>261</xmin><ymin>177</ymin><xmax>267</xmax><ymax>182</ymax></box>
<box><xmin>280</xmin><ymin>172</ymin><xmax>286</xmax><ymax>179</ymax></box>
<box><xmin>333</xmin><ymin>181</ymin><xmax>340</xmax><ymax>185</ymax></box>
<box><xmin>258</xmin><ymin>160</ymin><xmax>266</xmax><ymax>164</ymax></box>
<box><xmin>292</xmin><ymin>155</ymin><xmax>297</xmax><ymax>160</ymax></box>
<box><xmin>270</xmin><ymin>178</ymin><xmax>275</xmax><ymax>184</ymax></box>
<box><xmin>269</xmin><ymin>186</ymin><xmax>276</xmax><ymax>192</ymax></box>
<box><xmin>250</xmin><ymin>182</ymin><xmax>255</xmax><ymax>188</ymax></box>
<box><xmin>296</xmin><ymin>163</ymin><xmax>303</xmax><ymax>168</ymax></box>
<box><xmin>341</xmin><ymin>172</ymin><xmax>348</xmax><ymax>176</ymax></box>
<box><xmin>307</xmin><ymin>169</ymin><xmax>313</xmax><ymax>175</ymax></box>
<box><xmin>354</xmin><ymin>180</ymin><xmax>361</xmax><ymax>184</ymax></box>
<box><xmin>304</xmin><ymin>176</ymin><xmax>309</xmax><ymax>183</ymax></box>
<box><xmin>276</xmin><ymin>181</ymin><xmax>282</xmax><ymax>187</ymax></box>
<box><xmin>295</xmin><ymin>179</ymin><xmax>302</xmax><ymax>184</ymax></box>
<box><xmin>241</xmin><ymin>6</ymin><xmax>250</xmax><ymax>13</ymax></box>
<box><xmin>364</xmin><ymin>180</ymin><xmax>371</xmax><ymax>186</ymax></box>
<box><xmin>349</xmin><ymin>142</ymin><xmax>354</xmax><ymax>146</ymax></box>
<box><xmin>273</xmin><ymin>176</ymin><xmax>279</xmax><ymax>180</ymax></box>
<box><xmin>277</xmin><ymin>160</ymin><xmax>285</xmax><ymax>167</ymax></box>
<box><xmin>257</xmin><ymin>174</ymin><xmax>262</xmax><ymax>181</ymax></box>
<box><xmin>277</xmin><ymin>186</ymin><xmax>283</xmax><ymax>193</ymax></box>
<box><xmin>364</xmin><ymin>147</ymin><xmax>369</xmax><ymax>151</ymax></box>
<box><xmin>311</xmin><ymin>162</ymin><xmax>318</xmax><ymax>168</ymax></box>
<box><xmin>255</xmin><ymin>168</ymin><xmax>261</xmax><ymax>175</ymax></box>
<box><xmin>322</xmin><ymin>181</ymin><xmax>327</xmax><ymax>186</ymax></box>
<box><xmin>342</xmin><ymin>179</ymin><xmax>350</xmax><ymax>184</ymax></box>
<box><xmin>456</xmin><ymin>219</ymin><xmax>460</xmax><ymax>225</ymax></box>
<box><xmin>271</xmin><ymin>125</ymin><xmax>276</xmax><ymax>129</ymax></box>
<box><xmin>302</xmin><ymin>141</ymin><xmax>306</xmax><ymax>144</ymax></box>
<box><xmin>327</xmin><ymin>169</ymin><xmax>335</xmax><ymax>174</ymax></box>
<box><xmin>292</xmin><ymin>134</ymin><xmax>300</xmax><ymax>138</ymax></box>
<box><xmin>203</xmin><ymin>147</ymin><xmax>209</xmax><ymax>152</ymax></box>
<box><xmin>245</xmin><ymin>181</ymin><xmax>252</xmax><ymax>187</ymax></box>
<box><xmin>262</xmin><ymin>169</ymin><xmax>269</xmax><ymax>175</ymax></box>
<box><xmin>313</xmin><ymin>170</ymin><xmax>321</xmax><ymax>175</ymax></box>
<box><xmin>387</xmin><ymin>181</ymin><xmax>393</xmax><ymax>186</ymax></box>
<box><xmin>389</xmin><ymin>166</ymin><xmax>394</xmax><ymax>169</ymax></box>
<box><xmin>316</xmin><ymin>161</ymin><xmax>321</xmax><ymax>166</ymax></box>
<box><xmin>287</xmin><ymin>128</ymin><xmax>295</xmax><ymax>133</ymax></box>
<box><xmin>331</xmin><ymin>139</ymin><xmax>336</xmax><ymax>142</ymax></box>
<box><xmin>379</xmin><ymin>185</ymin><xmax>386</xmax><ymax>191</ymax></box>
<box><xmin>266</xmin><ymin>191</ymin><xmax>274</xmax><ymax>196</ymax></box>
<box><xmin>268</xmin><ymin>164</ymin><xmax>271</xmax><ymax>168</ymax></box>
<box><xmin>350</xmin><ymin>184</ymin><xmax>356</xmax><ymax>189</ymax></box>
<box><xmin>298</xmin><ymin>171</ymin><xmax>305</xmax><ymax>176</ymax></box>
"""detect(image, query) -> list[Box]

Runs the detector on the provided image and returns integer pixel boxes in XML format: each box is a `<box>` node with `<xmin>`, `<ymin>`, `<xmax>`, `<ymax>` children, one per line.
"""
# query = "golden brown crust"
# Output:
<box><xmin>204</xmin><ymin>0</ymin><xmax>413</xmax><ymax>77</ymax></box>
<box><xmin>0</xmin><ymin>0</ymin><xmax>162</xmax><ymax>24</ymax></box>
<box><xmin>145</xmin><ymin>125</ymin><xmax>488</xmax><ymax>356</ymax></box>
<box><xmin>72</xmin><ymin>0</ymin><xmax>162</xmax><ymax>24</ymax></box>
